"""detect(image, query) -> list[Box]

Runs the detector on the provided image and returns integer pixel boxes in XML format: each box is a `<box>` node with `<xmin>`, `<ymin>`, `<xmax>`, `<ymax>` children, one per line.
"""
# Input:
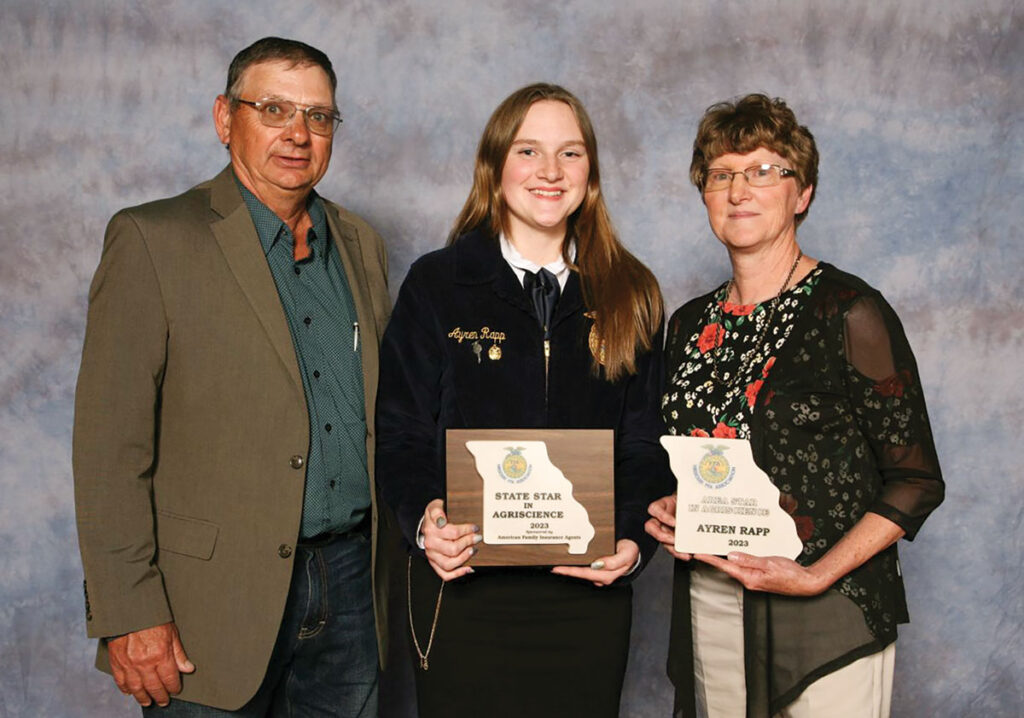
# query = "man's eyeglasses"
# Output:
<box><xmin>232</xmin><ymin>97</ymin><xmax>342</xmax><ymax>137</ymax></box>
<box><xmin>704</xmin><ymin>164</ymin><xmax>797</xmax><ymax>192</ymax></box>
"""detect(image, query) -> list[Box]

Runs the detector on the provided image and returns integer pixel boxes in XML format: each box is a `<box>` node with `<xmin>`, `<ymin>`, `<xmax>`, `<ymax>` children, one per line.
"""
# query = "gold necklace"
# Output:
<box><xmin>710</xmin><ymin>250</ymin><xmax>802</xmax><ymax>387</ymax></box>
<box><xmin>407</xmin><ymin>557</ymin><xmax>444</xmax><ymax>670</ymax></box>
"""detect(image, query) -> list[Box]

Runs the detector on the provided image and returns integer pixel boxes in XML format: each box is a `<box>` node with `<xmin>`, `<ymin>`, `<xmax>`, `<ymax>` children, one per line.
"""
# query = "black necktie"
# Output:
<box><xmin>523</xmin><ymin>268</ymin><xmax>560</xmax><ymax>338</ymax></box>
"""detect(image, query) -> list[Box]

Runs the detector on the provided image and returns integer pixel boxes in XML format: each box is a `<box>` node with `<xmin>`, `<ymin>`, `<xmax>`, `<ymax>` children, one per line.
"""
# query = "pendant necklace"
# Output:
<box><xmin>710</xmin><ymin>250</ymin><xmax>802</xmax><ymax>387</ymax></box>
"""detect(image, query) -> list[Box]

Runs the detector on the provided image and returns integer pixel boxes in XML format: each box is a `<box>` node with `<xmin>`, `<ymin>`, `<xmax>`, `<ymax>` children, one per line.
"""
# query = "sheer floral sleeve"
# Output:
<box><xmin>842</xmin><ymin>295</ymin><xmax>944</xmax><ymax>539</ymax></box>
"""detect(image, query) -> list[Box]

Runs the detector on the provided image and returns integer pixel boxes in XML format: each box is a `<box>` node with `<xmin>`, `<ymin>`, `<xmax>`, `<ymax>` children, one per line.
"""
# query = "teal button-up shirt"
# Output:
<box><xmin>238</xmin><ymin>180</ymin><xmax>369</xmax><ymax>538</ymax></box>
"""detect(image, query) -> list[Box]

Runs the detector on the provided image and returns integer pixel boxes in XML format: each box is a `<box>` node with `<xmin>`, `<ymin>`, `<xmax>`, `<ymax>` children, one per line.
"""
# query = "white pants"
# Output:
<box><xmin>691</xmin><ymin>565</ymin><xmax>895</xmax><ymax>718</ymax></box>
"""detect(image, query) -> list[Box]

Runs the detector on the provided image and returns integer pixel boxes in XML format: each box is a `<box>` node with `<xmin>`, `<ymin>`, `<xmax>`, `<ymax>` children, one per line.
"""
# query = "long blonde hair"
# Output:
<box><xmin>449</xmin><ymin>83</ymin><xmax>663</xmax><ymax>381</ymax></box>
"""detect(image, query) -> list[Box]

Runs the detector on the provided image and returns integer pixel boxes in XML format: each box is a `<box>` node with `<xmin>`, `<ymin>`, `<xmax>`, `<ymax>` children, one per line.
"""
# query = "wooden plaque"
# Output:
<box><xmin>446</xmin><ymin>428</ymin><xmax>614</xmax><ymax>566</ymax></box>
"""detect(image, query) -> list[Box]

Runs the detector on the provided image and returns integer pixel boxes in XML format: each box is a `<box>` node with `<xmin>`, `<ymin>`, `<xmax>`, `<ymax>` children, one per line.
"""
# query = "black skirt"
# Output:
<box><xmin>407</xmin><ymin>556</ymin><xmax>633</xmax><ymax>717</ymax></box>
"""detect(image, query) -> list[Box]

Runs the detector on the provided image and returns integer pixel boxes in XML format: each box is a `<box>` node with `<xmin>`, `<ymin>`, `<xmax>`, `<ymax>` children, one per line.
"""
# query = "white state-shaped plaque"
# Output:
<box><xmin>661</xmin><ymin>436</ymin><xmax>803</xmax><ymax>559</ymax></box>
<box><xmin>465</xmin><ymin>441</ymin><xmax>594</xmax><ymax>554</ymax></box>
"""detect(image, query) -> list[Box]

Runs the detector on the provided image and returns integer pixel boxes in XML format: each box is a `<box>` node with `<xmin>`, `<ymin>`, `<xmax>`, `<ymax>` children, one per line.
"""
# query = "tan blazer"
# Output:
<box><xmin>73</xmin><ymin>166</ymin><xmax>396</xmax><ymax>710</ymax></box>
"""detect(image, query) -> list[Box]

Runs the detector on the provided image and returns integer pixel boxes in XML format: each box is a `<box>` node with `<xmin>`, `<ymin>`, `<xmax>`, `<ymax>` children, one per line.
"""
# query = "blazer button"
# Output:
<box><xmin>278</xmin><ymin>544</ymin><xmax>293</xmax><ymax>558</ymax></box>
<box><xmin>289</xmin><ymin>455</ymin><xmax>304</xmax><ymax>469</ymax></box>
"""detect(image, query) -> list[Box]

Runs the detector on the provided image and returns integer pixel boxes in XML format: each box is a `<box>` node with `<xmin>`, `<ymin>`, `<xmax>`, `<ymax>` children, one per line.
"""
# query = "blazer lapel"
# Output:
<box><xmin>208</xmin><ymin>167</ymin><xmax>305</xmax><ymax>397</ymax></box>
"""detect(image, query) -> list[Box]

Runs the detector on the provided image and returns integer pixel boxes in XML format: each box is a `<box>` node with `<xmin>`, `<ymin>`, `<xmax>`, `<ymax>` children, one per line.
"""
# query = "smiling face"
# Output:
<box><xmin>703</xmin><ymin>148</ymin><xmax>813</xmax><ymax>255</ymax></box>
<box><xmin>499</xmin><ymin>100</ymin><xmax>590</xmax><ymax>247</ymax></box>
<box><xmin>214</xmin><ymin>60</ymin><xmax>334</xmax><ymax>210</ymax></box>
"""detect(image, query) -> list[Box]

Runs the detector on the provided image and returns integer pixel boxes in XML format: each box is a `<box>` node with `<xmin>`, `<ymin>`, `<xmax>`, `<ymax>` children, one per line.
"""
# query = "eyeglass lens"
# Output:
<box><xmin>705</xmin><ymin>165</ymin><xmax>788</xmax><ymax>192</ymax></box>
<box><xmin>253</xmin><ymin>100</ymin><xmax>339</xmax><ymax>136</ymax></box>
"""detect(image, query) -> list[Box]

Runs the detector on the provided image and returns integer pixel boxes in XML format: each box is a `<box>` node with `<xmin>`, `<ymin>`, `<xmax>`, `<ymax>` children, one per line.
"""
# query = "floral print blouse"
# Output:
<box><xmin>662</xmin><ymin>263</ymin><xmax>944</xmax><ymax>715</ymax></box>
<box><xmin>663</xmin><ymin>266</ymin><xmax>822</xmax><ymax>445</ymax></box>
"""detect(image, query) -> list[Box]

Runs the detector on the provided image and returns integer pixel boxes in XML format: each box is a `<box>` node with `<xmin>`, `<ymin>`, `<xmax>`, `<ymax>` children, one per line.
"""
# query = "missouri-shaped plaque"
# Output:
<box><xmin>661</xmin><ymin>435</ymin><xmax>803</xmax><ymax>559</ymax></box>
<box><xmin>446</xmin><ymin>429</ymin><xmax>614</xmax><ymax>566</ymax></box>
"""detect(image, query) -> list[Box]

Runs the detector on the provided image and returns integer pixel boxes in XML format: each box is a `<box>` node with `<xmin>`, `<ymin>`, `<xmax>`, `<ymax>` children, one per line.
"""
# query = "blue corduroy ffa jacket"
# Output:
<box><xmin>375</xmin><ymin>229</ymin><xmax>673</xmax><ymax>575</ymax></box>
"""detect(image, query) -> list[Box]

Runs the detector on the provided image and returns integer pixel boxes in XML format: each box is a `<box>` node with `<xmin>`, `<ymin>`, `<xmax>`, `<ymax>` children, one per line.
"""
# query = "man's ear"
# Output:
<box><xmin>213</xmin><ymin>95</ymin><xmax>232</xmax><ymax>146</ymax></box>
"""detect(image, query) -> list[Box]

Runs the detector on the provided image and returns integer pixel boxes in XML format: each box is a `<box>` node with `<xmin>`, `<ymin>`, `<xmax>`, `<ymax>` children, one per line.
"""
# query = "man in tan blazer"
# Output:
<box><xmin>73</xmin><ymin>37</ymin><xmax>395</xmax><ymax>716</ymax></box>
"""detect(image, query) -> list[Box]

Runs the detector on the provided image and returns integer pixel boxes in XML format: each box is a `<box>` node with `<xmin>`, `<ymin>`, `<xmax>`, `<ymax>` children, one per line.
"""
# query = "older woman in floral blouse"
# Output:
<box><xmin>646</xmin><ymin>94</ymin><xmax>944</xmax><ymax>718</ymax></box>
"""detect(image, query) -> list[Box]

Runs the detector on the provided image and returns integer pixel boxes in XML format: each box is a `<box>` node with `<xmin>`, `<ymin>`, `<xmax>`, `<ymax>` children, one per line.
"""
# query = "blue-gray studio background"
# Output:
<box><xmin>1</xmin><ymin>1</ymin><xmax>1020</xmax><ymax>716</ymax></box>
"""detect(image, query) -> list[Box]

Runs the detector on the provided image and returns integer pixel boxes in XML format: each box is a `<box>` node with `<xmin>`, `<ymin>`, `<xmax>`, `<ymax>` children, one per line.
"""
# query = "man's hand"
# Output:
<box><xmin>107</xmin><ymin>622</ymin><xmax>195</xmax><ymax>707</ymax></box>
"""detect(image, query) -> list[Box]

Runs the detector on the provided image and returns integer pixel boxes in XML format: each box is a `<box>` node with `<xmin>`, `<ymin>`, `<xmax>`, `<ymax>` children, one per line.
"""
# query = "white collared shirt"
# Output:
<box><xmin>499</xmin><ymin>234</ymin><xmax>574</xmax><ymax>290</ymax></box>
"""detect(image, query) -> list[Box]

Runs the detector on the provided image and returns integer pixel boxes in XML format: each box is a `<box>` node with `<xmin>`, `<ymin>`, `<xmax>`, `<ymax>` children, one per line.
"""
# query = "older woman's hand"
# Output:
<box><xmin>695</xmin><ymin>553</ymin><xmax>829</xmax><ymax>596</ymax></box>
<box><xmin>421</xmin><ymin>498</ymin><xmax>481</xmax><ymax>581</ymax></box>
<box><xmin>645</xmin><ymin>494</ymin><xmax>692</xmax><ymax>561</ymax></box>
<box><xmin>696</xmin><ymin>512</ymin><xmax>906</xmax><ymax>596</ymax></box>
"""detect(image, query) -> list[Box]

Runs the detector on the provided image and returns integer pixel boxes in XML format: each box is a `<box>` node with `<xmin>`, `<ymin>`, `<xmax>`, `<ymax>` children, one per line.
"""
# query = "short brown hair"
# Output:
<box><xmin>225</xmin><ymin>37</ymin><xmax>337</xmax><ymax>105</ymax></box>
<box><xmin>690</xmin><ymin>94</ymin><xmax>818</xmax><ymax>225</ymax></box>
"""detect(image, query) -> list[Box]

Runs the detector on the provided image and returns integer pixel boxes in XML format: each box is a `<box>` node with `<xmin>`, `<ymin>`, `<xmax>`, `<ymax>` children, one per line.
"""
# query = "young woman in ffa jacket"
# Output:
<box><xmin>376</xmin><ymin>83</ymin><xmax>673</xmax><ymax>717</ymax></box>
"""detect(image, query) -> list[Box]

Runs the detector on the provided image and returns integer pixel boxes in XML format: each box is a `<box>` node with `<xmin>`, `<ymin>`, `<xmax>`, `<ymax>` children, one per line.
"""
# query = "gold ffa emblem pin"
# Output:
<box><xmin>585</xmin><ymin>311</ymin><xmax>606</xmax><ymax>365</ymax></box>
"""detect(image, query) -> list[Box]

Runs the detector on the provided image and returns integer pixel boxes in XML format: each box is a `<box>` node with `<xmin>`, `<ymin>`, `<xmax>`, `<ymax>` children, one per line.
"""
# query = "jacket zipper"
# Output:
<box><xmin>544</xmin><ymin>335</ymin><xmax>551</xmax><ymax>405</ymax></box>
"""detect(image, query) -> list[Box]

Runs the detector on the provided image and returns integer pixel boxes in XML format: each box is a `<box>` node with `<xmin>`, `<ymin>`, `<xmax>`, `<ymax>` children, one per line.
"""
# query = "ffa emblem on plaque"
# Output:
<box><xmin>693</xmin><ymin>444</ymin><xmax>735</xmax><ymax>489</ymax></box>
<box><xmin>498</xmin><ymin>446</ymin><xmax>531</xmax><ymax>483</ymax></box>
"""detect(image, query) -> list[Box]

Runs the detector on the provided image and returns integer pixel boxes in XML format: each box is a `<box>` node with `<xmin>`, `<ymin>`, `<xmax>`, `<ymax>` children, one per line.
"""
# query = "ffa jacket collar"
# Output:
<box><xmin>451</xmin><ymin>229</ymin><xmax>584</xmax><ymax>328</ymax></box>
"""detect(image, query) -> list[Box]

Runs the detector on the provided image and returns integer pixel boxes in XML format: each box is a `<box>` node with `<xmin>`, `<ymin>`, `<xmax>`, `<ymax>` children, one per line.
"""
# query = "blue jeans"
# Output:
<box><xmin>143</xmin><ymin>532</ymin><xmax>378</xmax><ymax>717</ymax></box>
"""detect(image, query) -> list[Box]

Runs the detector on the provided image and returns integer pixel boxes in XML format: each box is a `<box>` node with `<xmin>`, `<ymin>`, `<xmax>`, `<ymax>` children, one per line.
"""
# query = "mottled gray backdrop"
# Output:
<box><xmin>1</xmin><ymin>1</ymin><xmax>1020</xmax><ymax>716</ymax></box>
